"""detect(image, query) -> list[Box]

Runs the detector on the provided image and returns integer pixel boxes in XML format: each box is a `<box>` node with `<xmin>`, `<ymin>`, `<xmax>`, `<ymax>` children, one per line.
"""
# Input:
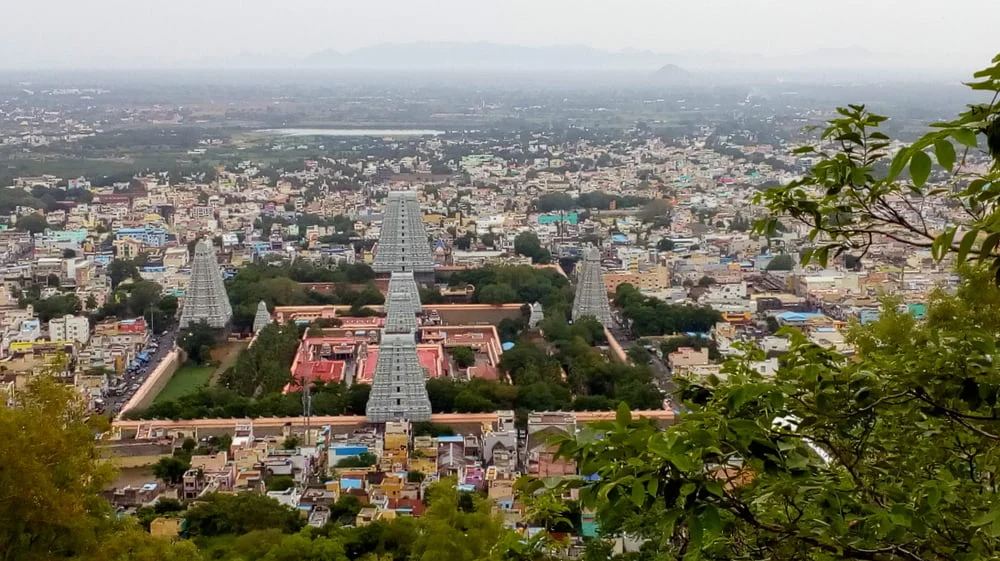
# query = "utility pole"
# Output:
<box><xmin>300</xmin><ymin>343</ymin><xmax>312</xmax><ymax>446</ymax></box>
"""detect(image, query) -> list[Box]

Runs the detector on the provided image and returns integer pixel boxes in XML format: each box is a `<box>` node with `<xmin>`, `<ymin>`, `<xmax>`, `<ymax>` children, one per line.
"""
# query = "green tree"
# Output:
<box><xmin>178</xmin><ymin>320</ymin><xmax>216</xmax><ymax>364</ymax></box>
<box><xmin>219</xmin><ymin>322</ymin><xmax>300</xmax><ymax>396</ymax></box>
<box><xmin>478</xmin><ymin>283</ymin><xmax>518</xmax><ymax>305</ymax></box>
<box><xmin>335</xmin><ymin>452</ymin><xmax>377</xmax><ymax>468</ymax></box>
<box><xmin>765</xmin><ymin>253</ymin><xmax>794</xmax><ymax>271</ymax></box>
<box><xmin>411</xmin><ymin>481</ymin><xmax>509</xmax><ymax>561</ymax></box>
<box><xmin>514</xmin><ymin>231</ymin><xmax>552</xmax><ymax>264</ymax></box>
<box><xmin>615</xmin><ymin>283</ymin><xmax>721</xmax><ymax>337</ymax></box>
<box><xmin>15</xmin><ymin>213</ymin><xmax>47</xmax><ymax>234</ymax></box>
<box><xmin>638</xmin><ymin>199</ymin><xmax>672</xmax><ymax>224</ymax></box>
<box><xmin>451</xmin><ymin>346</ymin><xmax>476</xmax><ymax>369</ymax></box>
<box><xmin>346</xmin><ymin>383</ymin><xmax>371</xmax><ymax>415</ymax></box>
<box><xmin>107</xmin><ymin>258</ymin><xmax>141</xmax><ymax>289</ymax></box>
<box><xmin>455</xmin><ymin>232</ymin><xmax>474</xmax><ymax>250</ymax></box>
<box><xmin>126</xmin><ymin>280</ymin><xmax>164</xmax><ymax>316</ymax></box>
<box><xmin>539</xmin><ymin>262</ymin><xmax>1000</xmax><ymax>561</ymax></box>
<box><xmin>266</xmin><ymin>475</ymin><xmax>296</xmax><ymax>492</ymax></box>
<box><xmin>32</xmin><ymin>294</ymin><xmax>82</xmax><ymax>322</ymax></box>
<box><xmin>656</xmin><ymin>237</ymin><xmax>676</xmax><ymax>251</ymax></box>
<box><xmin>534</xmin><ymin>192</ymin><xmax>575</xmax><ymax>212</ymax></box>
<box><xmin>184</xmin><ymin>492</ymin><xmax>304</xmax><ymax>537</ymax></box>
<box><xmin>0</xmin><ymin>376</ymin><xmax>116</xmax><ymax>559</ymax></box>
<box><xmin>82</xmin><ymin>523</ymin><xmax>203</xmax><ymax>561</ymax></box>
<box><xmin>626</xmin><ymin>345</ymin><xmax>652</xmax><ymax>365</ymax></box>
<box><xmin>157</xmin><ymin>294</ymin><xmax>179</xmax><ymax>319</ymax></box>
<box><xmin>152</xmin><ymin>456</ymin><xmax>191</xmax><ymax>484</ymax></box>
<box><xmin>329</xmin><ymin>494</ymin><xmax>364</xmax><ymax>524</ymax></box>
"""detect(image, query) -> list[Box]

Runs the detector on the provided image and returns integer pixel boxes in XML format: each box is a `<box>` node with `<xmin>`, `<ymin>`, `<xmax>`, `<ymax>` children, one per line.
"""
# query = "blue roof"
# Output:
<box><xmin>437</xmin><ymin>435</ymin><xmax>463</xmax><ymax>443</ymax></box>
<box><xmin>116</xmin><ymin>227</ymin><xmax>165</xmax><ymax>234</ymax></box>
<box><xmin>341</xmin><ymin>478</ymin><xmax>363</xmax><ymax>490</ymax></box>
<box><xmin>776</xmin><ymin>312</ymin><xmax>826</xmax><ymax>322</ymax></box>
<box><xmin>331</xmin><ymin>446</ymin><xmax>368</xmax><ymax>456</ymax></box>
<box><xmin>501</xmin><ymin>342</ymin><xmax>515</xmax><ymax>351</ymax></box>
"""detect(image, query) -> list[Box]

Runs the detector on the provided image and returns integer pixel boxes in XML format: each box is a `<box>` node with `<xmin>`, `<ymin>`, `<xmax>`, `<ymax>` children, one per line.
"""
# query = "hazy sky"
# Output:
<box><xmin>2</xmin><ymin>0</ymin><xmax>997</xmax><ymax>68</ymax></box>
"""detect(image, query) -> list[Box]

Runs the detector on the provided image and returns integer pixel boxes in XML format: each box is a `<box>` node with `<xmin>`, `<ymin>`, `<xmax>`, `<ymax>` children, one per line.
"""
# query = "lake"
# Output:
<box><xmin>257</xmin><ymin>128</ymin><xmax>446</xmax><ymax>137</ymax></box>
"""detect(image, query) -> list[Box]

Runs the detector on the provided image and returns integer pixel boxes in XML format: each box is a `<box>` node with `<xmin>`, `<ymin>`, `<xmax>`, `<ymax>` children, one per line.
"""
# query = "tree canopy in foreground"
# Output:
<box><xmin>532</xmin><ymin>55</ymin><xmax>1000</xmax><ymax>561</ymax></box>
<box><xmin>541</xmin><ymin>270</ymin><xmax>1000</xmax><ymax>561</ymax></box>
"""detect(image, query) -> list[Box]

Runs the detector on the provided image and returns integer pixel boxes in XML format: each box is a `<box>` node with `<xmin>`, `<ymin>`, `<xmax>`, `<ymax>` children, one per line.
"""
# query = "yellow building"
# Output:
<box><xmin>373</xmin><ymin>474</ymin><xmax>405</xmax><ymax>501</ymax></box>
<box><xmin>356</xmin><ymin>507</ymin><xmax>380</xmax><ymax>526</ymax></box>
<box><xmin>603</xmin><ymin>265</ymin><xmax>670</xmax><ymax>294</ymax></box>
<box><xmin>410</xmin><ymin>435</ymin><xmax>437</xmax><ymax>474</ymax></box>
<box><xmin>149</xmin><ymin>517</ymin><xmax>183</xmax><ymax>539</ymax></box>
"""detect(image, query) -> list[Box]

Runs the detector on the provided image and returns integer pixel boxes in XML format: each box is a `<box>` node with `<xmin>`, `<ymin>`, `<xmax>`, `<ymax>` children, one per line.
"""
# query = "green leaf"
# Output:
<box><xmin>615</xmin><ymin>401</ymin><xmax>632</xmax><ymax>425</ymax></box>
<box><xmin>926</xmin><ymin>486</ymin><xmax>941</xmax><ymax>507</ymax></box>
<box><xmin>815</xmin><ymin>246</ymin><xmax>830</xmax><ymax>267</ymax></box>
<box><xmin>850</xmin><ymin>167</ymin><xmax>869</xmax><ymax>186</ymax></box>
<box><xmin>952</xmin><ymin>128</ymin><xmax>978</xmax><ymax>148</ymax></box>
<box><xmin>889</xmin><ymin>505</ymin><xmax>913</xmax><ymax>528</ymax></box>
<box><xmin>631</xmin><ymin>479</ymin><xmax>647</xmax><ymax>507</ymax></box>
<box><xmin>728</xmin><ymin>386</ymin><xmax>749</xmax><ymax>410</ymax></box>
<box><xmin>910</xmin><ymin>151</ymin><xmax>932</xmax><ymax>187</ymax></box>
<box><xmin>647</xmin><ymin>434</ymin><xmax>672</xmax><ymax>458</ymax></box>
<box><xmin>957</xmin><ymin>228</ymin><xmax>980</xmax><ymax>263</ymax></box>
<box><xmin>981</xmin><ymin>232</ymin><xmax>1000</xmax><ymax>258</ymax></box>
<box><xmin>888</xmin><ymin>148</ymin><xmax>910</xmax><ymax>181</ymax></box>
<box><xmin>698</xmin><ymin>505</ymin><xmax>723</xmax><ymax>535</ymax></box>
<box><xmin>934</xmin><ymin>139</ymin><xmax>956</xmax><ymax>171</ymax></box>
<box><xmin>933</xmin><ymin>228</ymin><xmax>957</xmax><ymax>261</ymax></box>
<box><xmin>704</xmin><ymin>481</ymin><xmax>724</xmax><ymax>497</ymax></box>
<box><xmin>687</xmin><ymin>514</ymin><xmax>704</xmax><ymax>555</ymax></box>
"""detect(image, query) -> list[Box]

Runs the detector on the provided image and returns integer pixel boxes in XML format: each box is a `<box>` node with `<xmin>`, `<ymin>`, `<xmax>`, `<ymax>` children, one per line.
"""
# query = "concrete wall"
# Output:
<box><xmin>604</xmin><ymin>327</ymin><xmax>628</xmax><ymax>363</ymax></box>
<box><xmin>119</xmin><ymin>348</ymin><xmax>182</xmax><ymax>417</ymax></box>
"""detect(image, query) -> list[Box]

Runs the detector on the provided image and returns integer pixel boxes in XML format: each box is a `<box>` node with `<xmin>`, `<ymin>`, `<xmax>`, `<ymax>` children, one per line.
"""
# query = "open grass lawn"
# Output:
<box><xmin>153</xmin><ymin>364</ymin><xmax>214</xmax><ymax>404</ymax></box>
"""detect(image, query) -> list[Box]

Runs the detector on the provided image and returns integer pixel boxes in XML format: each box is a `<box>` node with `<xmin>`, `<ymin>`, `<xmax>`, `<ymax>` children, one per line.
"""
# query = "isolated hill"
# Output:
<box><xmin>652</xmin><ymin>63</ymin><xmax>697</xmax><ymax>84</ymax></box>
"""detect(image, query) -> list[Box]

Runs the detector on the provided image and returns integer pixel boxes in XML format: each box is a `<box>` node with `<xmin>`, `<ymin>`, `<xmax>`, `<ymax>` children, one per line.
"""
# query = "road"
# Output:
<box><xmin>104</xmin><ymin>327</ymin><xmax>179</xmax><ymax>415</ymax></box>
<box><xmin>610</xmin><ymin>313</ymin><xmax>681</xmax><ymax>411</ymax></box>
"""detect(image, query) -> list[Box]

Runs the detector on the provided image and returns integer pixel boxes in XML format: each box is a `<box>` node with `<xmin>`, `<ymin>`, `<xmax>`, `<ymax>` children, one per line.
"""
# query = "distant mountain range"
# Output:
<box><xmin>186</xmin><ymin>42</ymin><xmax>959</xmax><ymax>72</ymax></box>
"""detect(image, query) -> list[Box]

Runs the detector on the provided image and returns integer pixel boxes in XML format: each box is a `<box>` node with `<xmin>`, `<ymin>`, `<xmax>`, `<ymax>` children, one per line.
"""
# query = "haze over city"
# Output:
<box><xmin>2</xmin><ymin>0</ymin><xmax>997</xmax><ymax>70</ymax></box>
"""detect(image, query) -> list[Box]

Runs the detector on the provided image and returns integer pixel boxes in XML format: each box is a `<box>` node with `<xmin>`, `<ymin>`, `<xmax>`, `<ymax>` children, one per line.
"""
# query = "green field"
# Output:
<box><xmin>153</xmin><ymin>364</ymin><xmax>214</xmax><ymax>404</ymax></box>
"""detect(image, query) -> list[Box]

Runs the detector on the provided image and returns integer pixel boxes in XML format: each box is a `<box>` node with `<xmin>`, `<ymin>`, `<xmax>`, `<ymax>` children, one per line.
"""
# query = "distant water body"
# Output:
<box><xmin>257</xmin><ymin>128</ymin><xmax>445</xmax><ymax>137</ymax></box>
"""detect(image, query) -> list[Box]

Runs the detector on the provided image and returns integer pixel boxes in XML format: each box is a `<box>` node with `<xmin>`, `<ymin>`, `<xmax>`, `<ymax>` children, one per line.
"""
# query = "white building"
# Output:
<box><xmin>49</xmin><ymin>314</ymin><xmax>90</xmax><ymax>344</ymax></box>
